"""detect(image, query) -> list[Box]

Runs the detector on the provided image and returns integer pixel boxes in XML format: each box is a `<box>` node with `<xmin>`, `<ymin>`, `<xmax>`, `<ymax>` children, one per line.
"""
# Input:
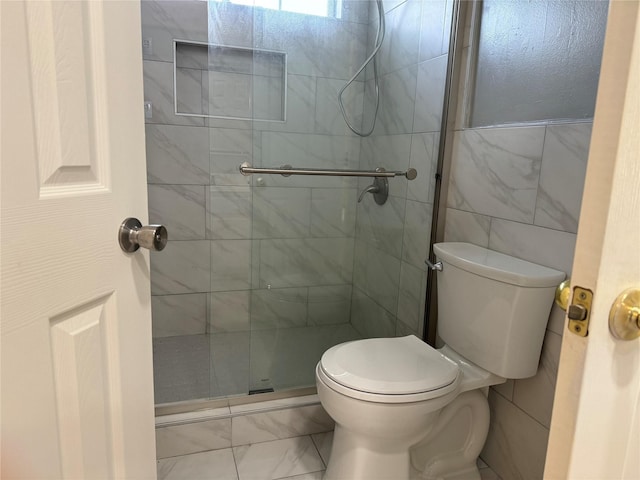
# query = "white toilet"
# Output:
<box><xmin>316</xmin><ymin>242</ymin><xmax>565</xmax><ymax>480</ymax></box>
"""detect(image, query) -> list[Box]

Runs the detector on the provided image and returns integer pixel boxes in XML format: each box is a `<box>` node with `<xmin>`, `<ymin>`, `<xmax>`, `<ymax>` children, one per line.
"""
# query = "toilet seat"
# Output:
<box><xmin>318</xmin><ymin>335</ymin><xmax>461</xmax><ymax>404</ymax></box>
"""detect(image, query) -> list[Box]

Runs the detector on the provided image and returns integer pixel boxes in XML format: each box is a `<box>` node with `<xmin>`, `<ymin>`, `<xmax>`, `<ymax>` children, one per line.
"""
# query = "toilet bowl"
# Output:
<box><xmin>316</xmin><ymin>242</ymin><xmax>565</xmax><ymax>480</ymax></box>
<box><xmin>316</xmin><ymin>337</ymin><xmax>502</xmax><ymax>480</ymax></box>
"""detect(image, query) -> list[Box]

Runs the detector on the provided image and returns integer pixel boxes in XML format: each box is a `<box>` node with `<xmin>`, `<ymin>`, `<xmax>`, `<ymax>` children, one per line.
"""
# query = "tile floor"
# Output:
<box><xmin>157</xmin><ymin>431</ymin><xmax>501</xmax><ymax>480</ymax></box>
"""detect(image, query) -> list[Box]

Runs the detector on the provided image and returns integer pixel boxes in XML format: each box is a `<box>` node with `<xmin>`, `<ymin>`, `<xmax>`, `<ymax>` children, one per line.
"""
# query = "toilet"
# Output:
<box><xmin>316</xmin><ymin>242</ymin><xmax>565</xmax><ymax>480</ymax></box>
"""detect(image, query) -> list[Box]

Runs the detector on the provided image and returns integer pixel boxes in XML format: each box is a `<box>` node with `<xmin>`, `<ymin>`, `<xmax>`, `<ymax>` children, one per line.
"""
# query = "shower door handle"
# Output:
<box><xmin>118</xmin><ymin>217</ymin><xmax>168</xmax><ymax>253</ymax></box>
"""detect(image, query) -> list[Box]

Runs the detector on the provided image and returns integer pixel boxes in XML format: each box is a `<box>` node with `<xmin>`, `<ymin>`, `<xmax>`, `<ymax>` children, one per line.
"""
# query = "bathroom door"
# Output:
<box><xmin>1</xmin><ymin>1</ymin><xmax>156</xmax><ymax>478</ymax></box>
<box><xmin>545</xmin><ymin>1</ymin><xmax>640</xmax><ymax>478</ymax></box>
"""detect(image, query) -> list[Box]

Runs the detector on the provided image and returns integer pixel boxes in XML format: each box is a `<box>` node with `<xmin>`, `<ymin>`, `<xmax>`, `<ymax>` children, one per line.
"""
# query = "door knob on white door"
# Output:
<box><xmin>609</xmin><ymin>288</ymin><xmax>640</xmax><ymax>340</ymax></box>
<box><xmin>118</xmin><ymin>217</ymin><xmax>168</xmax><ymax>253</ymax></box>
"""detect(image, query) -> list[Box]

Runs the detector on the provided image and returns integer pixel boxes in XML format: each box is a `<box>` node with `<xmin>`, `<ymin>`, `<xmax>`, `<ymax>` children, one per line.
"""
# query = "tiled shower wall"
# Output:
<box><xmin>142</xmin><ymin>0</ymin><xmax>374</xmax><ymax>402</ymax></box>
<box><xmin>351</xmin><ymin>0</ymin><xmax>452</xmax><ymax>338</ymax></box>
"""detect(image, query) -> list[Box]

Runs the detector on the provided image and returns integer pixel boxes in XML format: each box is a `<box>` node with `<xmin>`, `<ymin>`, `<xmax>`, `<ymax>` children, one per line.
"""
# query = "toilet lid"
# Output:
<box><xmin>320</xmin><ymin>335</ymin><xmax>459</xmax><ymax>395</ymax></box>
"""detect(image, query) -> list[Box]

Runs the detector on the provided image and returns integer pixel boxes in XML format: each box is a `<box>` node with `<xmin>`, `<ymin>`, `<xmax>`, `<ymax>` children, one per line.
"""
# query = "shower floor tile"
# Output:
<box><xmin>153</xmin><ymin>324</ymin><xmax>361</xmax><ymax>405</ymax></box>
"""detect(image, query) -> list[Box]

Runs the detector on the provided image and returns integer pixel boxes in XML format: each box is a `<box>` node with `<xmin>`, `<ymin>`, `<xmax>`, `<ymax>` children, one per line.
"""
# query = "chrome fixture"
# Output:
<box><xmin>358</xmin><ymin>170</ymin><xmax>389</xmax><ymax>205</ymax></box>
<box><xmin>338</xmin><ymin>0</ymin><xmax>386</xmax><ymax>137</ymax></box>
<box><xmin>425</xmin><ymin>259</ymin><xmax>443</xmax><ymax>271</ymax></box>
<box><xmin>239</xmin><ymin>162</ymin><xmax>417</xmax><ymax>180</ymax></box>
<box><xmin>118</xmin><ymin>217</ymin><xmax>168</xmax><ymax>253</ymax></box>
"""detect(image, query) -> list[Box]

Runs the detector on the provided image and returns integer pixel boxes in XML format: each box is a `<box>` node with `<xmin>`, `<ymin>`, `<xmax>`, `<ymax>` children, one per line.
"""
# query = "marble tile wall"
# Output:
<box><xmin>444</xmin><ymin>121</ymin><xmax>593</xmax><ymax>479</ymax></box>
<box><xmin>352</xmin><ymin>0</ymin><xmax>451</xmax><ymax>339</ymax></box>
<box><xmin>142</xmin><ymin>0</ymin><xmax>370</xmax><ymax>386</ymax></box>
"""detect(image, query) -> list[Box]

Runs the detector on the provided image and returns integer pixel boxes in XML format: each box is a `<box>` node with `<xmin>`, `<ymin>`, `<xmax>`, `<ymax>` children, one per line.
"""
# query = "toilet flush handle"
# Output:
<box><xmin>425</xmin><ymin>259</ymin><xmax>443</xmax><ymax>271</ymax></box>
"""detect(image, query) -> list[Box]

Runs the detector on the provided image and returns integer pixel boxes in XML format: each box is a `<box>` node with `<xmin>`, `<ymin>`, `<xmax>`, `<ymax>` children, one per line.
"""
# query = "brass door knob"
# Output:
<box><xmin>609</xmin><ymin>288</ymin><xmax>640</xmax><ymax>340</ymax></box>
<box><xmin>555</xmin><ymin>279</ymin><xmax>571</xmax><ymax>311</ymax></box>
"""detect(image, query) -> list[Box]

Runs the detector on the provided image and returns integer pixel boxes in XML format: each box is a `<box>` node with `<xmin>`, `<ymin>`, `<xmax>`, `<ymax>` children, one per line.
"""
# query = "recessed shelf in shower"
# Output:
<box><xmin>173</xmin><ymin>39</ymin><xmax>287</xmax><ymax>122</ymax></box>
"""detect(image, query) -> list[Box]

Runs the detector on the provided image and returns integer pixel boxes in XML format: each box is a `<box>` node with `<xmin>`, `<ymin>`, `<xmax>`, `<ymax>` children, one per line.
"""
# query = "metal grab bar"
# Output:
<box><xmin>239</xmin><ymin>162</ymin><xmax>417</xmax><ymax>180</ymax></box>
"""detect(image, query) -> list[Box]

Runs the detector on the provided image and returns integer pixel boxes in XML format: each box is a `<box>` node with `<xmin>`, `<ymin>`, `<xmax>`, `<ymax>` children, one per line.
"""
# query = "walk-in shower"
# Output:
<box><xmin>142</xmin><ymin>0</ymin><xmax>453</xmax><ymax>408</ymax></box>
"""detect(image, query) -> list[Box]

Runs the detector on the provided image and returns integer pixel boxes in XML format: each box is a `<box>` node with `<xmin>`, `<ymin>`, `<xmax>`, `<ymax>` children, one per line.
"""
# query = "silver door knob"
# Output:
<box><xmin>118</xmin><ymin>217</ymin><xmax>167</xmax><ymax>253</ymax></box>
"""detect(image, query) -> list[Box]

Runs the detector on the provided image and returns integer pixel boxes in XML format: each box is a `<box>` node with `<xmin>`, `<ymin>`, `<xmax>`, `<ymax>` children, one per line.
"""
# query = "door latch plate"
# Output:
<box><xmin>568</xmin><ymin>286</ymin><xmax>593</xmax><ymax>337</ymax></box>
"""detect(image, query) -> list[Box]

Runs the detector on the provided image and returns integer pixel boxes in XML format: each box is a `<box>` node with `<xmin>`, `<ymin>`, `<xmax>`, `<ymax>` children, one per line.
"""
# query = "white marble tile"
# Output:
<box><xmin>259</xmin><ymin>132</ymin><xmax>360</xmax><ymax>189</ymax></box>
<box><xmin>359</xmin><ymin>134</ymin><xmax>412</xmax><ymax>198</ymax></box>
<box><xmin>479</xmin><ymin>466</ymin><xmax>501</xmax><ymax>480</ymax></box>
<box><xmin>206</xmin><ymin>70</ymin><xmax>253</xmax><ymax>119</ymax></box>
<box><xmin>152</xmin><ymin>293</ymin><xmax>207</xmax><ymax>338</ymax></box>
<box><xmin>402</xmin><ymin>199</ymin><xmax>433</xmax><ymax>268</ymax></box>
<box><xmin>208</xmin><ymin>186</ymin><xmax>252</xmax><ymax>239</ymax></box>
<box><xmin>208</xmin><ymin>2</ymin><xmax>258</xmax><ymax>49</ymax></box>
<box><xmin>210</xmin><ymin>127</ymin><xmax>254</xmax><ymax>186</ymax></box>
<box><xmin>156</xmin><ymin>418</ymin><xmax>232</xmax><ymax>459</ymax></box>
<box><xmin>513</xmin><ymin>330</ymin><xmax>562</xmax><ymax>428</ymax></box>
<box><xmin>249</xmin><ymin>325</ymin><xmax>360</xmax><ymax>392</ymax></box>
<box><xmin>157</xmin><ymin>448</ymin><xmax>237</xmax><ymax>480</ymax></box>
<box><xmin>481</xmin><ymin>391</ymin><xmax>549</xmax><ymax>480</ymax></box>
<box><xmin>259</xmin><ymin>10</ymin><xmax>368</xmax><ymax>81</ymax></box>
<box><xmin>492</xmin><ymin>379</ymin><xmax>514</xmax><ymax>402</ymax></box>
<box><xmin>253</xmin><ymin>187</ymin><xmax>311</xmax><ymax>239</ymax></box>
<box><xmin>314</xmin><ymin>77</ymin><xmax>364</xmax><ymax>136</ymax></box>
<box><xmin>144</xmin><ymin>61</ymin><xmax>204</xmax><ymax>126</ymax></box>
<box><xmin>258</xmin><ymin>238</ymin><xmax>354</xmax><ymax>289</ymax></box>
<box><xmin>211</xmin><ymin>331</ymin><xmax>250</xmax><ymax>397</ymax></box>
<box><xmin>443</xmin><ymin>208</ymin><xmax>491</xmax><ymax>247</ymax></box>
<box><xmin>211</xmin><ymin>240</ymin><xmax>252</xmax><ymax>292</ymax></box>
<box><xmin>250</xmin><ymin>287</ymin><xmax>308</xmax><ymax>330</ymax></box>
<box><xmin>419</xmin><ymin>0</ymin><xmax>449</xmax><ymax>61</ymax></box>
<box><xmin>413</xmin><ymin>55</ymin><xmax>448</xmax><ymax>133</ymax></box>
<box><xmin>376</xmin><ymin>65</ymin><xmax>418</xmax><ymax>135</ymax></box>
<box><xmin>307</xmin><ymin>285</ymin><xmax>352</xmax><ymax>326</ymax></box>
<box><xmin>233</xmin><ymin>436</ymin><xmax>324</xmax><ymax>480</ymax></box>
<box><xmin>397</xmin><ymin>261</ymin><xmax>427</xmax><ymax>333</ymax></box>
<box><xmin>309</xmin><ymin>188</ymin><xmax>357</xmax><ymax>237</ymax></box>
<box><xmin>407</xmin><ymin>132</ymin><xmax>437</xmax><ymax>203</ymax></box>
<box><xmin>546</xmin><ymin>305</ymin><xmax>566</xmax><ymax>336</ymax></box>
<box><xmin>146</xmin><ymin>124</ymin><xmax>209</xmax><ymax>185</ymax></box>
<box><xmin>488</xmin><ymin>218</ymin><xmax>576</xmax><ymax>275</ymax></box>
<box><xmin>535</xmin><ymin>123</ymin><xmax>592</xmax><ymax>233</ymax></box>
<box><xmin>210</xmin><ymin>291</ymin><xmax>251</xmax><ymax>333</ymax></box>
<box><xmin>151</xmin><ymin>240</ymin><xmax>211</xmax><ymax>295</ymax></box>
<box><xmin>350</xmin><ymin>287</ymin><xmax>397</xmax><ymax>338</ymax></box>
<box><xmin>341</xmin><ymin>0</ymin><xmax>371</xmax><ymax>24</ymax></box>
<box><xmin>356</xmin><ymin>194</ymin><xmax>406</xmax><ymax>258</ymax></box>
<box><xmin>176</xmin><ymin>67</ymin><xmax>205</xmax><ymax>116</ymax></box>
<box><xmin>311</xmin><ymin>431</ymin><xmax>333</xmax><ymax>466</ymax></box>
<box><xmin>278</xmin><ymin>472</ymin><xmax>324</xmax><ymax>480</ymax></box>
<box><xmin>141</xmin><ymin>0</ymin><xmax>208</xmax><ymax>63</ymax></box>
<box><xmin>257</xmin><ymin>74</ymin><xmax>316</xmax><ymax>134</ymax></box>
<box><xmin>175</xmin><ymin>43</ymin><xmax>207</xmax><ymax>70</ymax></box>
<box><xmin>447</xmin><ymin>127</ymin><xmax>545</xmax><ymax>223</ymax></box>
<box><xmin>353</xmin><ymin>241</ymin><xmax>401</xmax><ymax>314</ymax></box>
<box><xmin>378</xmin><ymin>0</ymin><xmax>421</xmax><ymax>76</ymax></box>
<box><xmin>232</xmin><ymin>405</ymin><xmax>334</xmax><ymax>446</ymax></box>
<box><xmin>149</xmin><ymin>185</ymin><xmax>206</xmax><ymax>240</ymax></box>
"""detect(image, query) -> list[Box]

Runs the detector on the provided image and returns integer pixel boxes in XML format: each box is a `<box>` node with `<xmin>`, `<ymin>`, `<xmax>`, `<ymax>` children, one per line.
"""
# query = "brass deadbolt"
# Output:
<box><xmin>609</xmin><ymin>288</ymin><xmax>640</xmax><ymax>341</ymax></box>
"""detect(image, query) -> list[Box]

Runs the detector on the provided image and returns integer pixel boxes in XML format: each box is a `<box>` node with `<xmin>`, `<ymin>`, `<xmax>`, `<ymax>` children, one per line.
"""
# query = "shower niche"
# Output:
<box><xmin>174</xmin><ymin>40</ymin><xmax>287</xmax><ymax>122</ymax></box>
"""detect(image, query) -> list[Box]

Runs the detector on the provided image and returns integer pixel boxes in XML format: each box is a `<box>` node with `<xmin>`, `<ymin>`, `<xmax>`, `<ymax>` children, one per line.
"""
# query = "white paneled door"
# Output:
<box><xmin>1</xmin><ymin>1</ymin><xmax>156</xmax><ymax>478</ymax></box>
<box><xmin>546</xmin><ymin>1</ymin><xmax>640</xmax><ymax>479</ymax></box>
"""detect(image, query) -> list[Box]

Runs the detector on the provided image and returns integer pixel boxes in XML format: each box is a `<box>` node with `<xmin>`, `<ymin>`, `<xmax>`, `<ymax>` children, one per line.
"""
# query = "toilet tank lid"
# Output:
<box><xmin>433</xmin><ymin>242</ymin><xmax>566</xmax><ymax>287</ymax></box>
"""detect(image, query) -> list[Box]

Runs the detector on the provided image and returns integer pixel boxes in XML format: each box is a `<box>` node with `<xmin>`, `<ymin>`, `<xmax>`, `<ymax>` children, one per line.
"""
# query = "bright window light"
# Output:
<box><xmin>212</xmin><ymin>0</ymin><xmax>338</xmax><ymax>18</ymax></box>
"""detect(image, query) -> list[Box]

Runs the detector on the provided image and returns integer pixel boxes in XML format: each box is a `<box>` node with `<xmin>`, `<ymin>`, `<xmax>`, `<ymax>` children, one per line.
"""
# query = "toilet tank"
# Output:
<box><xmin>433</xmin><ymin>242</ymin><xmax>565</xmax><ymax>379</ymax></box>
